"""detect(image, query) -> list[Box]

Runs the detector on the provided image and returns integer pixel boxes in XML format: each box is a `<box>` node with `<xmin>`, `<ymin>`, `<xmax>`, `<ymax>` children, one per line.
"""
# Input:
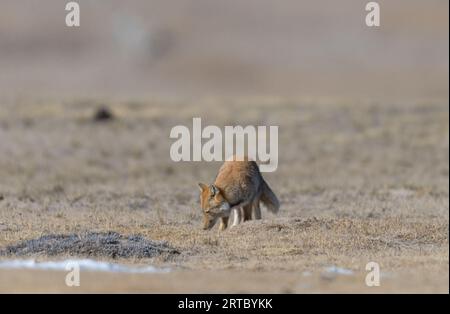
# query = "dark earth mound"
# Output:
<box><xmin>0</xmin><ymin>232</ymin><xmax>179</xmax><ymax>259</ymax></box>
<box><xmin>93</xmin><ymin>106</ymin><xmax>114</xmax><ymax>122</ymax></box>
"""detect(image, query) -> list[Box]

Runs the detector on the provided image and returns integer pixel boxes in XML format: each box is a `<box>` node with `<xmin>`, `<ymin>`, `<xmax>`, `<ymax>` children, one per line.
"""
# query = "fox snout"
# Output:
<box><xmin>202</xmin><ymin>216</ymin><xmax>217</xmax><ymax>230</ymax></box>
<box><xmin>201</xmin><ymin>202</ymin><xmax>231</xmax><ymax>230</ymax></box>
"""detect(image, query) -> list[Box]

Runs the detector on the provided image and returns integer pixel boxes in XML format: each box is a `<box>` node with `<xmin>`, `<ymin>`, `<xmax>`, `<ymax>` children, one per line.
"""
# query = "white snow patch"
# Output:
<box><xmin>389</xmin><ymin>188</ymin><xmax>415</xmax><ymax>198</ymax></box>
<box><xmin>324</xmin><ymin>266</ymin><xmax>354</xmax><ymax>275</ymax></box>
<box><xmin>0</xmin><ymin>259</ymin><xmax>170</xmax><ymax>273</ymax></box>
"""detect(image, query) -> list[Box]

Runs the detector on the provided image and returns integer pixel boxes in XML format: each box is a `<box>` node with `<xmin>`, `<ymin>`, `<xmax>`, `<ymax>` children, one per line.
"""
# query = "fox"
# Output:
<box><xmin>198</xmin><ymin>157</ymin><xmax>280</xmax><ymax>230</ymax></box>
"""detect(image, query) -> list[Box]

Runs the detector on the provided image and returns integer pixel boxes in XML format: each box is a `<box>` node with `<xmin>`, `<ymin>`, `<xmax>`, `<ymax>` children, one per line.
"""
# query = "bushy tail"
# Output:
<box><xmin>261</xmin><ymin>180</ymin><xmax>280</xmax><ymax>213</ymax></box>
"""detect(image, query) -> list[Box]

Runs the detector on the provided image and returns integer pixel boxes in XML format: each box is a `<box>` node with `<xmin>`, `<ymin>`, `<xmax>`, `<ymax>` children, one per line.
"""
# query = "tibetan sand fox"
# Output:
<box><xmin>198</xmin><ymin>157</ymin><xmax>279</xmax><ymax>230</ymax></box>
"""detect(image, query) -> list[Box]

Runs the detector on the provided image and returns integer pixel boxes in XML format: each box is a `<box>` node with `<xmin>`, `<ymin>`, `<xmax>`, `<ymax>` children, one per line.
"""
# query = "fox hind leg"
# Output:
<box><xmin>243</xmin><ymin>204</ymin><xmax>252</xmax><ymax>222</ymax></box>
<box><xmin>253</xmin><ymin>199</ymin><xmax>262</xmax><ymax>220</ymax></box>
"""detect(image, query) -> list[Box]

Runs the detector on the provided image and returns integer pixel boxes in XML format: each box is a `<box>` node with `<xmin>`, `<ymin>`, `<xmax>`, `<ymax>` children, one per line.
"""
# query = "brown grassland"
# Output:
<box><xmin>0</xmin><ymin>99</ymin><xmax>448</xmax><ymax>292</ymax></box>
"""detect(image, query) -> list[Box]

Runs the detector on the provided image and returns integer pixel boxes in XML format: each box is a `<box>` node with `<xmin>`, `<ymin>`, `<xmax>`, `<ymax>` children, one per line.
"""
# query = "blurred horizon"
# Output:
<box><xmin>0</xmin><ymin>0</ymin><xmax>448</xmax><ymax>102</ymax></box>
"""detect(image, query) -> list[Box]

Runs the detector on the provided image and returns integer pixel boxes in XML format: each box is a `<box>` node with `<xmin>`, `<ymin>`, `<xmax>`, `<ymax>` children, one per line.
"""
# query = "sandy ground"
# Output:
<box><xmin>1</xmin><ymin>268</ymin><xmax>448</xmax><ymax>293</ymax></box>
<box><xmin>0</xmin><ymin>99</ymin><xmax>448</xmax><ymax>293</ymax></box>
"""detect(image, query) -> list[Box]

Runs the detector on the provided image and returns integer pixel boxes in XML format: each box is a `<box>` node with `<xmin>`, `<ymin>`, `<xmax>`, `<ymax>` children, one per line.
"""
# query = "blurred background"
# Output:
<box><xmin>0</xmin><ymin>0</ymin><xmax>448</xmax><ymax>102</ymax></box>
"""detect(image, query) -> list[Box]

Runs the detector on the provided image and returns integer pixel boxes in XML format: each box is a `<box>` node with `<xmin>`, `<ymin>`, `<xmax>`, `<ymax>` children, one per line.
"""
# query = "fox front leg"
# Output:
<box><xmin>231</xmin><ymin>207</ymin><xmax>242</xmax><ymax>227</ymax></box>
<box><xmin>219</xmin><ymin>217</ymin><xmax>229</xmax><ymax>231</ymax></box>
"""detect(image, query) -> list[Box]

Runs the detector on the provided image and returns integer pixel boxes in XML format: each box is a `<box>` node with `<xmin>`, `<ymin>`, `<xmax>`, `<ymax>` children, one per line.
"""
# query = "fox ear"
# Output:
<box><xmin>198</xmin><ymin>183</ymin><xmax>208</xmax><ymax>192</ymax></box>
<box><xmin>210</xmin><ymin>185</ymin><xmax>218</xmax><ymax>196</ymax></box>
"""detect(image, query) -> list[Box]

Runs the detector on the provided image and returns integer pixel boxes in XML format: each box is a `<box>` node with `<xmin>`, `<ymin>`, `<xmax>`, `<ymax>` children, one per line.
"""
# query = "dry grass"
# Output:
<box><xmin>0</xmin><ymin>99</ymin><xmax>448</xmax><ymax>292</ymax></box>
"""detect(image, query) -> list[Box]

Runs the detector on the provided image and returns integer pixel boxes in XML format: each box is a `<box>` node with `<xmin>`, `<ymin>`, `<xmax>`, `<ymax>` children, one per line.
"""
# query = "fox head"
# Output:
<box><xmin>198</xmin><ymin>183</ymin><xmax>231</xmax><ymax>230</ymax></box>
